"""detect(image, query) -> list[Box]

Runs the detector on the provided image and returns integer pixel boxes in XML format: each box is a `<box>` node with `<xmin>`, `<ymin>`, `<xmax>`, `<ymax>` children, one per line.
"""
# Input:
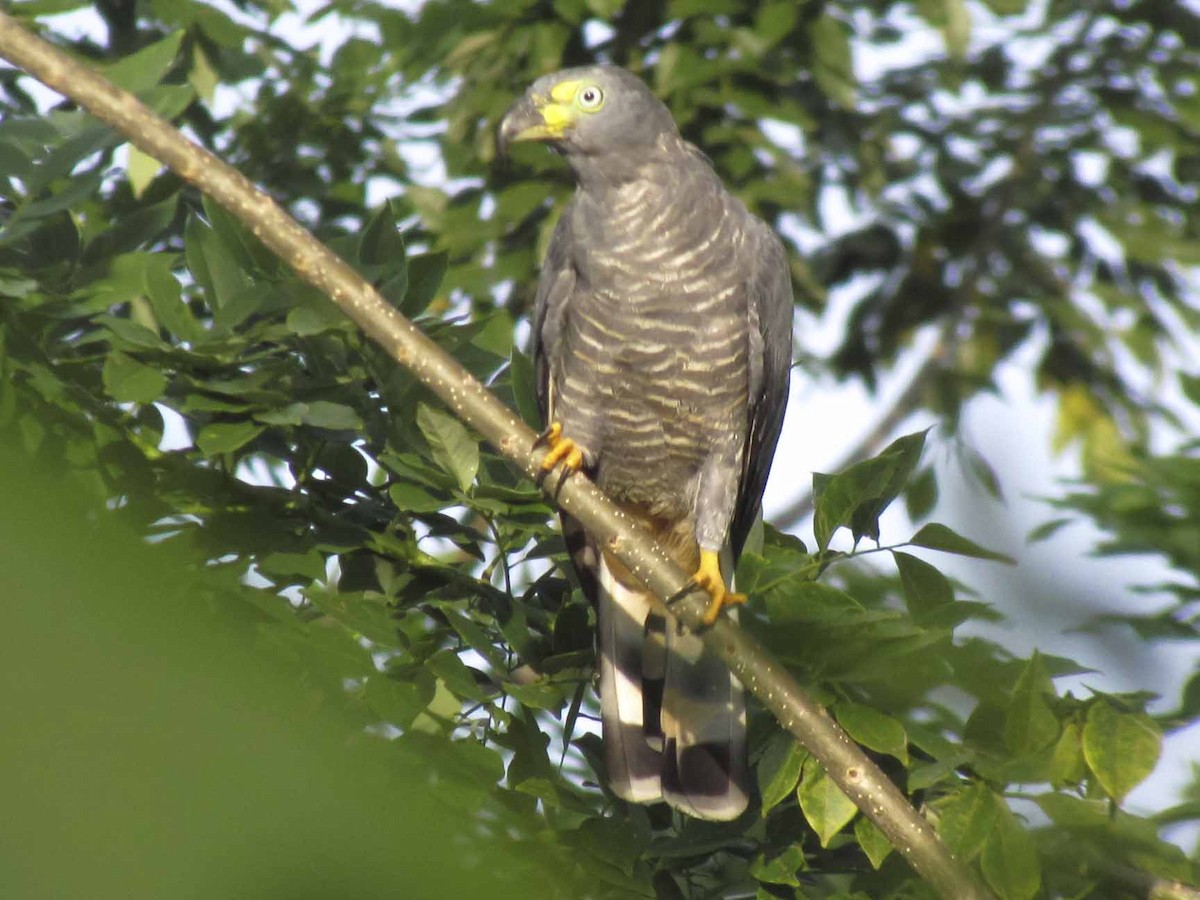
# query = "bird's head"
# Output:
<box><xmin>498</xmin><ymin>66</ymin><xmax>678</xmax><ymax>161</ymax></box>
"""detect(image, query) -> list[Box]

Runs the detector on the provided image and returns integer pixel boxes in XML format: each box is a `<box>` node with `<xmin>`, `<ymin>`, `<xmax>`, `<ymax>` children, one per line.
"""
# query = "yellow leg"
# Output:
<box><xmin>691</xmin><ymin>549</ymin><xmax>747</xmax><ymax>625</ymax></box>
<box><xmin>535</xmin><ymin>421</ymin><xmax>584</xmax><ymax>474</ymax></box>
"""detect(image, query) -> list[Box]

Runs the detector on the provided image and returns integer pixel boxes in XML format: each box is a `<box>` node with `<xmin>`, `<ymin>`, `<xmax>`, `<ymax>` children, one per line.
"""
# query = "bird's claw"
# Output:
<box><xmin>534</xmin><ymin>421</ymin><xmax>584</xmax><ymax>490</ymax></box>
<box><xmin>668</xmin><ymin>549</ymin><xmax>746</xmax><ymax>625</ymax></box>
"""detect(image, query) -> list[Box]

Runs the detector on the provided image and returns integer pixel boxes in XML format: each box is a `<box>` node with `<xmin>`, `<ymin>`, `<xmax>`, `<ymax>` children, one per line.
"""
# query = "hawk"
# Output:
<box><xmin>500</xmin><ymin>66</ymin><xmax>792</xmax><ymax>820</ymax></box>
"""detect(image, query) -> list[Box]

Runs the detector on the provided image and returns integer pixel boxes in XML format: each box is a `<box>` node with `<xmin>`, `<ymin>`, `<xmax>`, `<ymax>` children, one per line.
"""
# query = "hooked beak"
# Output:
<box><xmin>498</xmin><ymin>94</ymin><xmax>577</xmax><ymax>156</ymax></box>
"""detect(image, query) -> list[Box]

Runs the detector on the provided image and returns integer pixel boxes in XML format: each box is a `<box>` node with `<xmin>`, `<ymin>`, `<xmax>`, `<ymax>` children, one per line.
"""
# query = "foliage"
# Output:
<box><xmin>2</xmin><ymin>0</ymin><xmax>1198</xmax><ymax>897</ymax></box>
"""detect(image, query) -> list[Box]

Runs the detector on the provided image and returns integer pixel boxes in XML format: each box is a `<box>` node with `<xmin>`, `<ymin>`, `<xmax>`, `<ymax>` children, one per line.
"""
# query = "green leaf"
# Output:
<box><xmin>125</xmin><ymin>144</ymin><xmax>162</xmax><ymax>199</ymax></box>
<box><xmin>425</xmin><ymin>649</ymin><xmax>488</xmax><ymax>703</ymax></box>
<box><xmin>1083</xmin><ymin>700</ymin><xmax>1162</xmax><ymax>802</ymax></box>
<box><xmin>893</xmin><ymin>551</ymin><xmax>954</xmax><ymax>622</ymax></box>
<box><xmin>908</xmin><ymin>523</ymin><xmax>1014</xmax><ymax>563</ymax></box>
<box><xmin>417</xmin><ymin>402</ymin><xmax>479</xmax><ymax>492</ymax></box>
<box><xmin>287</xmin><ymin>291</ymin><xmax>347</xmax><ymax>335</ymax></box>
<box><xmin>980</xmin><ymin>801</ymin><xmax>1040</xmax><ymax>900</ymax></box>
<box><xmin>1050</xmin><ymin>721</ymin><xmax>1087</xmax><ymax>787</ymax></box>
<box><xmin>402</xmin><ymin>252</ymin><xmax>448</xmax><ymax>318</ymax></box>
<box><xmin>904</xmin><ymin>466</ymin><xmax>938</xmax><ymax>521</ymax></box>
<box><xmin>934</xmin><ymin>784</ymin><xmax>996</xmax><ymax>862</ymax></box>
<box><xmin>835</xmin><ymin>701</ymin><xmax>909</xmax><ymax>764</ymax></box>
<box><xmin>196</xmin><ymin>421</ymin><xmax>264</xmax><ymax>455</ymax></box>
<box><xmin>257</xmin><ymin>401</ymin><xmax>363</xmax><ymax>431</ymax></box>
<box><xmin>812</xmin><ymin>430</ymin><xmax>927</xmax><ymax>551</ymax></box>
<box><xmin>756</xmin><ymin>733</ymin><xmax>807</xmax><ymax>814</ymax></box>
<box><xmin>365</xmin><ymin>671</ymin><xmax>436</xmax><ymax>730</ymax></box>
<box><xmin>749</xmin><ymin>843</ymin><xmax>805</xmax><ymax>886</ymax></box>
<box><xmin>258</xmin><ymin>551</ymin><xmax>326</xmax><ymax>582</ymax></box>
<box><xmin>584</xmin><ymin>0</ymin><xmax>625</xmax><ymax>17</ymax></box>
<box><xmin>1004</xmin><ymin>652</ymin><xmax>1059</xmax><ymax>755</ymax></box>
<box><xmin>853</xmin><ymin>815</ymin><xmax>892</xmax><ymax>869</ymax></box>
<box><xmin>100</xmin><ymin>30</ymin><xmax>184</xmax><ymax>94</ymax></box>
<box><xmin>102</xmin><ymin>352</ymin><xmax>167</xmax><ymax>404</ymax></box>
<box><xmin>509</xmin><ymin>348</ymin><xmax>540</xmax><ymax>428</ymax></box>
<box><xmin>796</xmin><ymin>759</ymin><xmax>857</xmax><ymax>847</ymax></box>
<box><xmin>390</xmin><ymin>481</ymin><xmax>449</xmax><ymax>514</ymax></box>
<box><xmin>359</xmin><ymin>203</ymin><xmax>406</xmax><ymax>267</ymax></box>
<box><xmin>184</xmin><ymin>214</ymin><xmax>247</xmax><ymax>313</ymax></box>
<box><xmin>809</xmin><ymin>14</ymin><xmax>856</xmax><ymax>109</ymax></box>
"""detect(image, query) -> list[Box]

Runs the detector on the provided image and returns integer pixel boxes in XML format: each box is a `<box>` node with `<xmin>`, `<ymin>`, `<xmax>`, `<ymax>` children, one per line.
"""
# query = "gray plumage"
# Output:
<box><xmin>500</xmin><ymin>66</ymin><xmax>792</xmax><ymax>820</ymax></box>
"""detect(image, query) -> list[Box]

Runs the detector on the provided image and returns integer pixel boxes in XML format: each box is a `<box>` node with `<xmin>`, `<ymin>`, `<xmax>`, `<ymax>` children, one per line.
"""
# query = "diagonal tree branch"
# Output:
<box><xmin>0</xmin><ymin>14</ymin><xmax>989</xmax><ymax>899</ymax></box>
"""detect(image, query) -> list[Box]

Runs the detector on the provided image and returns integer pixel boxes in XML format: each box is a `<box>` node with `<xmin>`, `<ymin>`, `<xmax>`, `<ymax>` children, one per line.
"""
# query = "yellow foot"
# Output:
<box><xmin>692</xmin><ymin>549</ymin><xmax>747</xmax><ymax>625</ymax></box>
<box><xmin>534</xmin><ymin>421</ymin><xmax>584</xmax><ymax>476</ymax></box>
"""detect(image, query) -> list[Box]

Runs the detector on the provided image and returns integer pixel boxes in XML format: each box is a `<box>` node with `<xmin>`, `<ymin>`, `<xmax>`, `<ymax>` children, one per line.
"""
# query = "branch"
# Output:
<box><xmin>0</xmin><ymin>14</ymin><xmax>989</xmax><ymax>899</ymax></box>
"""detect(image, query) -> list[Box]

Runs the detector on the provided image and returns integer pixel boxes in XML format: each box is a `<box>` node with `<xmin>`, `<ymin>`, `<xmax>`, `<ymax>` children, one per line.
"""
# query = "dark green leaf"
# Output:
<box><xmin>909</xmin><ymin>523</ymin><xmax>1014</xmax><ymax>563</ymax></box>
<box><xmin>417</xmin><ymin>402</ymin><xmax>479</xmax><ymax>492</ymax></box>
<box><xmin>401</xmin><ymin>252</ymin><xmax>448</xmax><ymax>317</ymax></box>
<box><xmin>1004</xmin><ymin>652</ymin><xmax>1059</xmax><ymax>755</ymax></box>
<box><xmin>749</xmin><ymin>844</ymin><xmax>805</xmax><ymax>886</ymax></box>
<box><xmin>257</xmin><ymin>401</ymin><xmax>363</xmax><ymax>431</ymax></box>
<box><xmin>853</xmin><ymin>815</ymin><xmax>892</xmax><ymax>869</ymax></box>
<box><xmin>812</xmin><ymin>430</ymin><xmax>927</xmax><ymax>551</ymax></box>
<box><xmin>756</xmin><ymin>733</ymin><xmax>807</xmax><ymax>814</ymax></box>
<box><xmin>102</xmin><ymin>352</ymin><xmax>167</xmax><ymax>404</ymax></box>
<box><xmin>196</xmin><ymin>421</ymin><xmax>264</xmax><ymax>455</ymax></box>
<box><xmin>893</xmin><ymin>551</ymin><xmax>954</xmax><ymax>622</ymax></box>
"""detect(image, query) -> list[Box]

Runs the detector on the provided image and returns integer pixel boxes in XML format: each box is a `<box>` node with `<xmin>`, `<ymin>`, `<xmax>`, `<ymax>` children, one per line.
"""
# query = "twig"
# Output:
<box><xmin>0</xmin><ymin>14</ymin><xmax>990</xmax><ymax>899</ymax></box>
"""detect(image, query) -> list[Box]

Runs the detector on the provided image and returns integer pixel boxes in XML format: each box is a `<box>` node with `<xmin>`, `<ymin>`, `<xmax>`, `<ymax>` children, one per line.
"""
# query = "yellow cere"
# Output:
<box><xmin>540</xmin><ymin>103</ymin><xmax>576</xmax><ymax>132</ymax></box>
<box><xmin>549</xmin><ymin>80</ymin><xmax>582</xmax><ymax>103</ymax></box>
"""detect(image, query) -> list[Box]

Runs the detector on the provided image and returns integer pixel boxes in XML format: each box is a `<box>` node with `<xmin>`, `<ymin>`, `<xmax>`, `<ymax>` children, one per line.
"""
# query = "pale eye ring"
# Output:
<box><xmin>578</xmin><ymin>86</ymin><xmax>604</xmax><ymax>109</ymax></box>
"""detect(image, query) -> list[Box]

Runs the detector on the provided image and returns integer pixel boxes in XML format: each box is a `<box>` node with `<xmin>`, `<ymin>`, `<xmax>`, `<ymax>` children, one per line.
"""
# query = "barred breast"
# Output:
<box><xmin>555</xmin><ymin>152</ymin><xmax>751</xmax><ymax>524</ymax></box>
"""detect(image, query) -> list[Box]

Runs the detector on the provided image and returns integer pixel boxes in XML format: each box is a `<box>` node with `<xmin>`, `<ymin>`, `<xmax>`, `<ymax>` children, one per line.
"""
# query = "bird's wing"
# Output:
<box><xmin>730</xmin><ymin>220</ymin><xmax>793</xmax><ymax>558</ymax></box>
<box><xmin>532</xmin><ymin>204</ymin><xmax>576</xmax><ymax>426</ymax></box>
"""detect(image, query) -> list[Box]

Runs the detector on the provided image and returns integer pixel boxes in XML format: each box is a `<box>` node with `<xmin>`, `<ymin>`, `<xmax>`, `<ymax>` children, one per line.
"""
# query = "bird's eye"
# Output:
<box><xmin>578</xmin><ymin>86</ymin><xmax>604</xmax><ymax>110</ymax></box>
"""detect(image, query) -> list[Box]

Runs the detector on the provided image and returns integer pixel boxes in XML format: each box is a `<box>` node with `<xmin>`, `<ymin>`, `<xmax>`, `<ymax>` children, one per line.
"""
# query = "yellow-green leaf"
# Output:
<box><xmin>836</xmin><ymin>701</ymin><xmax>909</xmax><ymax>765</ymax></box>
<box><xmin>934</xmin><ymin>784</ymin><xmax>996</xmax><ymax>862</ymax></box>
<box><xmin>796</xmin><ymin>760</ymin><xmax>857</xmax><ymax>847</ymax></box>
<box><xmin>1082</xmin><ymin>700</ymin><xmax>1162</xmax><ymax>802</ymax></box>
<box><xmin>980</xmin><ymin>801</ymin><xmax>1040</xmax><ymax>900</ymax></box>
<box><xmin>1049</xmin><ymin>722</ymin><xmax>1087</xmax><ymax>787</ymax></box>
<box><xmin>125</xmin><ymin>144</ymin><xmax>162</xmax><ymax>199</ymax></box>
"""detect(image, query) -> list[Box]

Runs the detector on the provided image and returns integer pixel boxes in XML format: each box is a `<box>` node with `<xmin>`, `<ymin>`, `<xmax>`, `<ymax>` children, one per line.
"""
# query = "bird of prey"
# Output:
<box><xmin>499</xmin><ymin>66</ymin><xmax>792</xmax><ymax>820</ymax></box>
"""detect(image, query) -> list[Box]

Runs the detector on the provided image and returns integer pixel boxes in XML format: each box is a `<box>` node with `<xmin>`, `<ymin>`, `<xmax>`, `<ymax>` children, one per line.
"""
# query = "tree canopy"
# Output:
<box><xmin>2</xmin><ymin>0</ymin><xmax>1198</xmax><ymax>897</ymax></box>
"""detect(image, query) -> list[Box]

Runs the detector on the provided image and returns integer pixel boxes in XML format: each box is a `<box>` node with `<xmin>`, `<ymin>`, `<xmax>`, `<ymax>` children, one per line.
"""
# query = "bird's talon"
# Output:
<box><xmin>533</xmin><ymin>421</ymin><xmax>562</xmax><ymax>450</ymax></box>
<box><xmin>686</xmin><ymin>549</ymin><xmax>745</xmax><ymax>625</ymax></box>
<box><xmin>535</xmin><ymin>421</ymin><xmax>584</xmax><ymax>483</ymax></box>
<box><xmin>701</xmin><ymin>590</ymin><xmax>746</xmax><ymax>626</ymax></box>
